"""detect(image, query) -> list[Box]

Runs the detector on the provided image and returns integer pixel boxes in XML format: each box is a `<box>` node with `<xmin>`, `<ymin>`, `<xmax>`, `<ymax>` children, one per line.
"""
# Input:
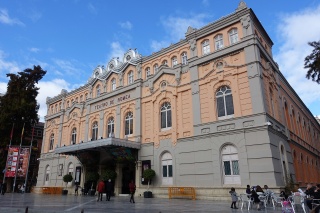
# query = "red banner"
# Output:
<box><xmin>17</xmin><ymin>147</ymin><xmax>30</xmax><ymax>178</ymax></box>
<box><xmin>5</xmin><ymin>146</ymin><xmax>19</xmax><ymax>177</ymax></box>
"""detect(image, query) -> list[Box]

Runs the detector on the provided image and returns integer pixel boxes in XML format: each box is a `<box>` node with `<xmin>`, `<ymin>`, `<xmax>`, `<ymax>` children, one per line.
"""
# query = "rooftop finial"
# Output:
<box><xmin>236</xmin><ymin>1</ymin><xmax>247</xmax><ymax>11</ymax></box>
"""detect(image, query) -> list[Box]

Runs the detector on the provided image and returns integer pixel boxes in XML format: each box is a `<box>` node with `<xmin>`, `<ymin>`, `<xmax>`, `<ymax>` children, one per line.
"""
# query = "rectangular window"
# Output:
<box><xmin>232</xmin><ymin>160</ymin><xmax>239</xmax><ymax>175</ymax></box>
<box><xmin>163</xmin><ymin>165</ymin><xmax>167</xmax><ymax>177</ymax></box>
<box><xmin>167</xmin><ymin>111</ymin><xmax>172</xmax><ymax>127</ymax></box>
<box><xmin>168</xmin><ymin>165</ymin><xmax>173</xmax><ymax>177</ymax></box>
<box><xmin>125</xmin><ymin>120</ymin><xmax>129</xmax><ymax>135</ymax></box>
<box><xmin>58</xmin><ymin>164</ymin><xmax>63</xmax><ymax>176</ymax></box>
<box><xmin>225</xmin><ymin>95</ymin><xmax>234</xmax><ymax>115</ymax></box>
<box><xmin>217</xmin><ymin>97</ymin><xmax>225</xmax><ymax>117</ymax></box>
<box><xmin>161</xmin><ymin>111</ymin><xmax>166</xmax><ymax>129</ymax></box>
<box><xmin>223</xmin><ymin>161</ymin><xmax>231</xmax><ymax>175</ymax></box>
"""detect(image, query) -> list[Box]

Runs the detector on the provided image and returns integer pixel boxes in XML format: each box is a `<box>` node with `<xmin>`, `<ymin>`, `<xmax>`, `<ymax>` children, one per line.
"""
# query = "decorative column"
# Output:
<box><xmin>135</xmin><ymin>160</ymin><xmax>142</xmax><ymax>189</ymax></box>
<box><xmin>114</xmin><ymin>163</ymin><xmax>123</xmax><ymax>195</ymax></box>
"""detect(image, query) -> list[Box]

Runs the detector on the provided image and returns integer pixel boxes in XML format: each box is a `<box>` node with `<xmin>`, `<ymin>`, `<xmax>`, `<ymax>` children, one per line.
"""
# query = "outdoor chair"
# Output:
<box><xmin>239</xmin><ymin>194</ymin><xmax>253</xmax><ymax>210</ymax></box>
<box><xmin>288</xmin><ymin>194</ymin><xmax>307</xmax><ymax>213</ymax></box>
<box><xmin>271</xmin><ymin>193</ymin><xmax>284</xmax><ymax>208</ymax></box>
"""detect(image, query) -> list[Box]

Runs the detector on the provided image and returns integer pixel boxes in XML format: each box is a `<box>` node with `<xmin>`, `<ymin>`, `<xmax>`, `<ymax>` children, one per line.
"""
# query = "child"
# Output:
<box><xmin>229</xmin><ymin>187</ymin><xmax>238</xmax><ymax>209</ymax></box>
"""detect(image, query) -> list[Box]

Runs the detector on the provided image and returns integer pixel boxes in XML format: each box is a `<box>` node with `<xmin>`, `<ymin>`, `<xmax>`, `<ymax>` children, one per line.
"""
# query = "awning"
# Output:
<box><xmin>54</xmin><ymin>137</ymin><xmax>141</xmax><ymax>155</ymax></box>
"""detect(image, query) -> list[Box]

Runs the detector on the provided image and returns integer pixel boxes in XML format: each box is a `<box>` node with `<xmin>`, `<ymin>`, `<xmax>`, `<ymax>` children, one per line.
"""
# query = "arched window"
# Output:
<box><xmin>49</xmin><ymin>134</ymin><xmax>54</xmax><ymax>150</ymax></box>
<box><xmin>59</xmin><ymin>103</ymin><xmax>62</xmax><ymax>111</ymax></box>
<box><xmin>161</xmin><ymin>152</ymin><xmax>173</xmax><ymax>185</ymax></box>
<box><xmin>181</xmin><ymin>52</ymin><xmax>187</xmax><ymax>65</ymax></box>
<box><xmin>45</xmin><ymin>165</ymin><xmax>50</xmax><ymax>185</ymax></box>
<box><xmin>161</xmin><ymin>102</ymin><xmax>172</xmax><ymax>129</ymax></box>
<box><xmin>229</xmin><ymin>28</ymin><xmax>238</xmax><ymax>45</ymax></box>
<box><xmin>125</xmin><ymin>112</ymin><xmax>133</xmax><ymax>136</ymax></box>
<box><xmin>67</xmin><ymin>101</ymin><xmax>70</xmax><ymax>108</ymax></box>
<box><xmin>216</xmin><ymin>86</ymin><xmax>234</xmax><ymax>119</ymax></box>
<box><xmin>145</xmin><ymin>67</ymin><xmax>150</xmax><ymax>78</ymax></box>
<box><xmin>154</xmin><ymin>64</ymin><xmax>159</xmax><ymax>73</ymax></box>
<box><xmin>55</xmin><ymin>104</ymin><xmax>57</xmax><ymax>113</ymax></box>
<box><xmin>85</xmin><ymin>93</ymin><xmax>88</xmax><ymax>100</ymax></box>
<box><xmin>71</xmin><ymin>128</ymin><xmax>77</xmax><ymax>144</ymax></box>
<box><xmin>202</xmin><ymin>40</ymin><xmax>210</xmax><ymax>55</ymax></box>
<box><xmin>111</xmin><ymin>78</ymin><xmax>116</xmax><ymax>91</ymax></box>
<box><xmin>92</xmin><ymin>121</ymin><xmax>98</xmax><ymax>140</ymax></box>
<box><xmin>68</xmin><ymin>163</ymin><xmax>74</xmax><ymax>176</ymax></box>
<box><xmin>162</xmin><ymin>60</ymin><xmax>168</xmax><ymax>66</ymax></box>
<box><xmin>221</xmin><ymin>145</ymin><xmax>240</xmax><ymax>184</ymax></box>
<box><xmin>214</xmin><ymin>34</ymin><xmax>224</xmax><ymax>50</ymax></box>
<box><xmin>128</xmin><ymin>71</ymin><xmax>134</xmax><ymax>84</ymax></box>
<box><xmin>269</xmin><ymin>89</ymin><xmax>275</xmax><ymax>117</ymax></box>
<box><xmin>75</xmin><ymin>97</ymin><xmax>78</xmax><ymax>103</ymax></box>
<box><xmin>171</xmin><ymin>56</ymin><xmax>177</xmax><ymax>67</ymax></box>
<box><xmin>96</xmin><ymin>85</ymin><xmax>101</xmax><ymax>97</ymax></box>
<box><xmin>107</xmin><ymin>117</ymin><xmax>115</xmax><ymax>137</ymax></box>
<box><xmin>80</xmin><ymin>95</ymin><xmax>83</xmax><ymax>102</ymax></box>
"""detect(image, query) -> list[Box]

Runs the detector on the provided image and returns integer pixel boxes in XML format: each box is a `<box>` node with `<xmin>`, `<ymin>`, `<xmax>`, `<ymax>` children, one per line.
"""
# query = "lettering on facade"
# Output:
<box><xmin>93</xmin><ymin>94</ymin><xmax>131</xmax><ymax>111</ymax></box>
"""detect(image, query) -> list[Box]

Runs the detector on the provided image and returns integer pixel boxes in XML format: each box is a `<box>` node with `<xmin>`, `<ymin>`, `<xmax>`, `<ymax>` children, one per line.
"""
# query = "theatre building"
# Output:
<box><xmin>36</xmin><ymin>2</ymin><xmax>320</xmax><ymax>199</ymax></box>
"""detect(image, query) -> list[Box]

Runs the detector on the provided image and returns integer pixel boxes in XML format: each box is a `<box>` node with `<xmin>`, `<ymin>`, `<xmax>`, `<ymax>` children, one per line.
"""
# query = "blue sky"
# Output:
<box><xmin>1</xmin><ymin>0</ymin><xmax>320</xmax><ymax>121</ymax></box>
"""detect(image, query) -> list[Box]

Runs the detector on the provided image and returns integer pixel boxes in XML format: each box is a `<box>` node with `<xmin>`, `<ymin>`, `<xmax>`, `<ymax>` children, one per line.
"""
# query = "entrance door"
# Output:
<box><xmin>121</xmin><ymin>163</ymin><xmax>135</xmax><ymax>194</ymax></box>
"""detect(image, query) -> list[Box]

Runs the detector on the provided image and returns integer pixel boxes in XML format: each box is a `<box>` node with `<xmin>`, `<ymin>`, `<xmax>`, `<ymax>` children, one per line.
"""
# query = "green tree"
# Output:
<box><xmin>0</xmin><ymin>65</ymin><xmax>46</xmax><ymax>179</ymax></box>
<box><xmin>143</xmin><ymin>169</ymin><xmax>156</xmax><ymax>191</ymax></box>
<box><xmin>305</xmin><ymin>41</ymin><xmax>320</xmax><ymax>83</ymax></box>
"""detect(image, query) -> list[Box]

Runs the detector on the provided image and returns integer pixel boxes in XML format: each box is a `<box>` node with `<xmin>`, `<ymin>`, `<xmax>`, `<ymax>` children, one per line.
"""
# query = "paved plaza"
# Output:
<box><xmin>0</xmin><ymin>193</ymin><xmax>289</xmax><ymax>213</ymax></box>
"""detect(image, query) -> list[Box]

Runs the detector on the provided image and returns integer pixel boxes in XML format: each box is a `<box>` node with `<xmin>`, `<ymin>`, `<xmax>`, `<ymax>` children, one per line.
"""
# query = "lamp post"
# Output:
<box><xmin>13</xmin><ymin>117</ymin><xmax>25</xmax><ymax>193</ymax></box>
<box><xmin>24</xmin><ymin>120</ymin><xmax>36</xmax><ymax>191</ymax></box>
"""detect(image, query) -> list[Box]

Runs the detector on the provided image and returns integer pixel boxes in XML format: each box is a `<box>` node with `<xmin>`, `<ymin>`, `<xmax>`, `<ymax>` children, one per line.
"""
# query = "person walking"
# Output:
<box><xmin>74</xmin><ymin>183</ymin><xmax>79</xmax><ymax>196</ymax></box>
<box><xmin>1</xmin><ymin>182</ymin><xmax>7</xmax><ymax>195</ymax></box>
<box><xmin>105</xmin><ymin>179</ymin><xmax>113</xmax><ymax>201</ymax></box>
<box><xmin>129</xmin><ymin>180</ymin><xmax>136</xmax><ymax>203</ymax></box>
<box><xmin>96</xmin><ymin>180</ymin><xmax>105</xmax><ymax>201</ymax></box>
<box><xmin>229</xmin><ymin>187</ymin><xmax>238</xmax><ymax>209</ymax></box>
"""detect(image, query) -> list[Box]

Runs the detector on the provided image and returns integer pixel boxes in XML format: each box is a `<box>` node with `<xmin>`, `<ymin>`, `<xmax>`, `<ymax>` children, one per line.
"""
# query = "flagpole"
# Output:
<box><xmin>2</xmin><ymin>123</ymin><xmax>14</xmax><ymax>184</ymax></box>
<box><xmin>24</xmin><ymin>122</ymin><xmax>35</xmax><ymax>191</ymax></box>
<box><xmin>13</xmin><ymin>121</ymin><xmax>25</xmax><ymax>193</ymax></box>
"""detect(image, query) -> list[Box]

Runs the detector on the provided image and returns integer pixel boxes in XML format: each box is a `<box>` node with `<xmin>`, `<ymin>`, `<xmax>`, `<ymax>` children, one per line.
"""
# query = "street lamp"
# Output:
<box><xmin>24</xmin><ymin>119</ymin><xmax>36</xmax><ymax>191</ymax></box>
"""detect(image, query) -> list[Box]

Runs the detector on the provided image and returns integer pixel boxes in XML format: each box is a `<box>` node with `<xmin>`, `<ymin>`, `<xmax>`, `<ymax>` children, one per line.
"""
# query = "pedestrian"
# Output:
<box><xmin>96</xmin><ymin>180</ymin><xmax>105</xmax><ymax>201</ymax></box>
<box><xmin>305</xmin><ymin>183</ymin><xmax>316</xmax><ymax>210</ymax></box>
<box><xmin>1</xmin><ymin>182</ymin><xmax>7</xmax><ymax>195</ymax></box>
<box><xmin>75</xmin><ymin>183</ymin><xmax>79</xmax><ymax>196</ymax></box>
<box><xmin>229</xmin><ymin>187</ymin><xmax>238</xmax><ymax>209</ymax></box>
<box><xmin>251</xmin><ymin>187</ymin><xmax>261</xmax><ymax>210</ymax></box>
<box><xmin>105</xmin><ymin>179</ymin><xmax>113</xmax><ymax>201</ymax></box>
<box><xmin>129</xmin><ymin>180</ymin><xmax>136</xmax><ymax>203</ymax></box>
<box><xmin>246</xmin><ymin>185</ymin><xmax>251</xmax><ymax>194</ymax></box>
<box><xmin>20</xmin><ymin>184</ymin><xmax>25</xmax><ymax>193</ymax></box>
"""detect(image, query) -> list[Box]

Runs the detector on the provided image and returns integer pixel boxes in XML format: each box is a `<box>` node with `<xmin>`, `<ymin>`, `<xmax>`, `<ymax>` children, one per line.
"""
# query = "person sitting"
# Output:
<box><xmin>246</xmin><ymin>185</ymin><xmax>251</xmax><ymax>194</ymax></box>
<box><xmin>305</xmin><ymin>183</ymin><xmax>316</xmax><ymax>210</ymax></box>
<box><xmin>251</xmin><ymin>187</ymin><xmax>261</xmax><ymax>210</ymax></box>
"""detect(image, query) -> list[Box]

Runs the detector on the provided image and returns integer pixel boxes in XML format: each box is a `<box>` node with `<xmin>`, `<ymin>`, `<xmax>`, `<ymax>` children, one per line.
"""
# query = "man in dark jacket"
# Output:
<box><xmin>1</xmin><ymin>182</ymin><xmax>7</xmax><ymax>195</ymax></box>
<box><xmin>105</xmin><ymin>179</ymin><xmax>113</xmax><ymax>201</ymax></box>
<box><xmin>305</xmin><ymin>183</ymin><xmax>316</xmax><ymax>210</ymax></box>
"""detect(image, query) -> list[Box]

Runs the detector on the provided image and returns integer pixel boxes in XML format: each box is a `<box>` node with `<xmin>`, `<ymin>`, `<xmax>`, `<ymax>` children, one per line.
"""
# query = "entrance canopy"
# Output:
<box><xmin>55</xmin><ymin>137</ymin><xmax>141</xmax><ymax>155</ymax></box>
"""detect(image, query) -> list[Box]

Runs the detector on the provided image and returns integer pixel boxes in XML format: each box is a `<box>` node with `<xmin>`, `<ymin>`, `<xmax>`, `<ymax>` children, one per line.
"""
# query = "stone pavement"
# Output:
<box><xmin>0</xmin><ymin>193</ymin><xmax>288</xmax><ymax>213</ymax></box>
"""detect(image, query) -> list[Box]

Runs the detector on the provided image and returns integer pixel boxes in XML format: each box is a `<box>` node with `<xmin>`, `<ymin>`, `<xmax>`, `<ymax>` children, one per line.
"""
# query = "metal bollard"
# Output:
<box><xmin>25</xmin><ymin>206</ymin><xmax>28</xmax><ymax>213</ymax></box>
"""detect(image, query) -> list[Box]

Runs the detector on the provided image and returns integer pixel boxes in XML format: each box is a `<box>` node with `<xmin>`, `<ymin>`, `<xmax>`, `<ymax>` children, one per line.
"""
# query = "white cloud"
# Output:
<box><xmin>29</xmin><ymin>47</ymin><xmax>40</xmax><ymax>53</ymax></box>
<box><xmin>274</xmin><ymin>5</ymin><xmax>320</xmax><ymax>115</ymax></box>
<box><xmin>88</xmin><ymin>3</ymin><xmax>97</xmax><ymax>14</ymax></box>
<box><xmin>0</xmin><ymin>8</ymin><xmax>24</xmax><ymax>26</ymax></box>
<box><xmin>37</xmin><ymin>79</ymin><xmax>72</xmax><ymax>121</ymax></box>
<box><xmin>150</xmin><ymin>13</ymin><xmax>210</xmax><ymax>52</ymax></box>
<box><xmin>0</xmin><ymin>82</ymin><xmax>7</xmax><ymax>94</ymax></box>
<box><xmin>119</xmin><ymin>21</ymin><xmax>132</xmax><ymax>30</ymax></box>
<box><xmin>53</xmin><ymin>59</ymin><xmax>79</xmax><ymax>76</ymax></box>
<box><xmin>107</xmin><ymin>42</ymin><xmax>126</xmax><ymax>62</ymax></box>
<box><xmin>0</xmin><ymin>50</ymin><xmax>21</xmax><ymax>78</ymax></box>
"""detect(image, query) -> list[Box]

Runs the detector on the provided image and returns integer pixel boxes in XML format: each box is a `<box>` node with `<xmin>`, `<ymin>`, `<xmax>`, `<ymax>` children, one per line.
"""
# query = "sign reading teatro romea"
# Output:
<box><xmin>92</xmin><ymin>93</ymin><xmax>132</xmax><ymax>111</ymax></box>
